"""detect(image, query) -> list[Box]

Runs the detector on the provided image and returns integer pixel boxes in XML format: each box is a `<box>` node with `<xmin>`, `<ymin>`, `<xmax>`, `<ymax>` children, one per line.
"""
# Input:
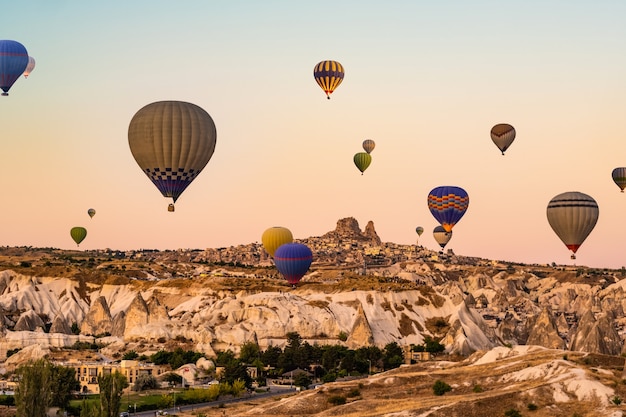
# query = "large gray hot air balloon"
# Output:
<box><xmin>433</xmin><ymin>225</ymin><xmax>452</xmax><ymax>250</ymax></box>
<box><xmin>546</xmin><ymin>191</ymin><xmax>598</xmax><ymax>260</ymax></box>
<box><xmin>490</xmin><ymin>123</ymin><xmax>516</xmax><ymax>155</ymax></box>
<box><xmin>128</xmin><ymin>101</ymin><xmax>217</xmax><ymax>211</ymax></box>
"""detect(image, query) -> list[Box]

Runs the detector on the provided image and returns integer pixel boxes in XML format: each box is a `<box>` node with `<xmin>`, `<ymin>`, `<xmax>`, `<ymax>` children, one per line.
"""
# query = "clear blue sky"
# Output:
<box><xmin>1</xmin><ymin>1</ymin><xmax>626</xmax><ymax>268</ymax></box>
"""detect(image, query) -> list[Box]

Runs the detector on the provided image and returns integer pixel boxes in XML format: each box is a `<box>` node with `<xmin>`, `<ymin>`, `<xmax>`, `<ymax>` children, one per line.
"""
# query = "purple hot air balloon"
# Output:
<box><xmin>427</xmin><ymin>186</ymin><xmax>469</xmax><ymax>232</ymax></box>
<box><xmin>0</xmin><ymin>40</ymin><xmax>29</xmax><ymax>96</ymax></box>
<box><xmin>273</xmin><ymin>243</ymin><xmax>313</xmax><ymax>286</ymax></box>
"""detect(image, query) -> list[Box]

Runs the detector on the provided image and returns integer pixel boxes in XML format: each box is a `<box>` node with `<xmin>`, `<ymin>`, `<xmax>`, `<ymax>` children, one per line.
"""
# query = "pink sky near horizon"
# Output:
<box><xmin>1</xmin><ymin>1</ymin><xmax>625</xmax><ymax>269</ymax></box>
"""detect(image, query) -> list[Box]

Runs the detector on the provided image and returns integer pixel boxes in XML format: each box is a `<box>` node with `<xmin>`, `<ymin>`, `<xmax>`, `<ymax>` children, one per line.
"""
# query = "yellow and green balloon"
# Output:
<box><xmin>353</xmin><ymin>152</ymin><xmax>372</xmax><ymax>175</ymax></box>
<box><xmin>70</xmin><ymin>227</ymin><xmax>87</xmax><ymax>247</ymax></box>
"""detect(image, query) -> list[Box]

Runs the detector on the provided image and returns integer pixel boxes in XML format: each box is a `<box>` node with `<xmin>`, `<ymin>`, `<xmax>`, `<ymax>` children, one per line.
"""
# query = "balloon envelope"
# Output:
<box><xmin>70</xmin><ymin>227</ymin><xmax>87</xmax><ymax>247</ymax></box>
<box><xmin>262</xmin><ymin>226</ymin><xmax>293</xmax><ymax>257</ymax></box>
<box><xmin>433</xmin><ymin>225</ymin><xmax>452</xmax><ymax>249</ymax></box>
<box><xmin>612</xmin><ymin>167</ymin><xmax>626</xmax><ymax>192</ymax></box>
<box><xmin>490</xmin><ymin>123</ymin><xmax>516</xmax><ymax>155</ymax></box>
<box><xmin>274</xmin><ymin>243</ymin><xmax>313</xmax><ymax>285</ymax></box>
<box><xmin>427</xmin><ymin>186</ymin><xmax>469</xmax><ymax>232</ymax></box>
<box><xmin>23</xmin><ymin>56</ymin><xmax>35</xmax><ymax>78</ymax></box>
<box><xmin>0</xmin><ymin>40</ymin><xmax>29</xmax><ymax>95</ymax></box>
<box><xmin>362</xmin><ymin>139</ymin><xmax>375</xmax><ymax>154</ymax></box>
<box><xmin>353</xmin><ymin>152</ymin><xmax>372</xmax><ymax>174</ymax></box>
<box><xmin>546</xmin><ymin>191</ymin><xmax>598</xmax><ymax>257</ymax></box>
<box><xmin>314</xmin><ymin>60</ymin><xmax>344</xmax><ymax>99</ymax></box>
<box><xmin>128</xmin><ymin>101</ymin><xmax>217</xmax><ymax>209</ymax></box>
<box><xmin>87</xmin><ymin>208</ymin><xmax>96</xmax><ymax>219</ymax></box>
<box><xmin>415</xmin><ymin>226</ymin><xmax>424</xmax><ymax>236</ymax></box>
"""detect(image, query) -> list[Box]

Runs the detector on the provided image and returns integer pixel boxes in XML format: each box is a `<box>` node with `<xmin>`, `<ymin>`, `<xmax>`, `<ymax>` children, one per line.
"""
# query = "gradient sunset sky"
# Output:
<box><xmin>1</xmin><ymin>1</ymin><xmax>625</xmax><ymax>268</ymax></box>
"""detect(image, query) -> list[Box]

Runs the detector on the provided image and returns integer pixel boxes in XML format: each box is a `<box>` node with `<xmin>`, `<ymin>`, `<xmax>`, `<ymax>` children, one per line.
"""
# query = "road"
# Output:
<box><xmin>126</xmin><ymin>384</ymin><xmax>296</xmax><ymax>417</ymax></box>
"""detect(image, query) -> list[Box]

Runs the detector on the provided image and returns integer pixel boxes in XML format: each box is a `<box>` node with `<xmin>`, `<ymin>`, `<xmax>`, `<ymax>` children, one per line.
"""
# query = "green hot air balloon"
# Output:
<box><xmin>415</xmin><ymin>226</ymin><xmax>424</xmax><ymax>236</ymax></box>
<box><xmin>353</xmin><ymin>152</ymin><xmax>372</xmax><ymax>175</ymax></box>
<box><xmin>70</xmin><ymin>227</ymin><xmax>87</xmax><ymax>247</ymax></box>
<box><xmin>128</xmin><ymin>101</ymin><xmax>217</xmax><ymax>211</ymax></box>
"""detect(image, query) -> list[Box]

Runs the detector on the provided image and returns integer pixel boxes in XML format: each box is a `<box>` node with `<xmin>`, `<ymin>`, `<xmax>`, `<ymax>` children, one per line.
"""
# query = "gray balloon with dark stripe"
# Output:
<box><xmin>546</xmin><ymin>191</ymin><xmax>598</xmax><ymax>259</ymax></box>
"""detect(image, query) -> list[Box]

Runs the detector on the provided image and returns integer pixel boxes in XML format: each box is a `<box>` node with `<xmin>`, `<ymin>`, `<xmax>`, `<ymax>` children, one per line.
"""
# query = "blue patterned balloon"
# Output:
<box><xmin>427</xmin><ymin>186</ymin><xmax>469</xmax><ymax>232</ymax></box>
<box><xmin>0</xmin><ymin>40</ymin><xmax>29</xmax><ymax>96</ymax></box>
<box><xmin>274</xmin><ymin>243</ymin><xmax>313</xmax><ymax>285</ymax></box>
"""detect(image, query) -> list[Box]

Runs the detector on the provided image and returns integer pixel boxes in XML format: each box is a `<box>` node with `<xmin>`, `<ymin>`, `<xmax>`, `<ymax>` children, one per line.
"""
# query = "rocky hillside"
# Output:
<box><xmin>0</xmin><ymin>218</ymin><xmax>625</xmax><ymax>365</ymax></box>
<box><xmin>212</xmin><ymin>346</ymin><xmax>626</xmax><ymax>417</ymax></box>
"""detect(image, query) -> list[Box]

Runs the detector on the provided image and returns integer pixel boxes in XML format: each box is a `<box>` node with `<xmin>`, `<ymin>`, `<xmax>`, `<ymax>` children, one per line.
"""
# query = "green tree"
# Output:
<box><xmin>294</xmin><ymin>372</ymin><xmax>312</xmax><ymax>389</ymax></box>
<box><xmin>261</xmin><ymin>345</ymin><xmax>282</xmax><ymax>368</ymax></box>
<box><xmin>239</xmin><ymin>341</ymin><xmax>261</xmax><ymax>364</ymax></box>
<box><xmin>382</xmin><ymin>342</ymin><xmax>404</xmax><ymax>370</ymax></box>
<box><xmin>132</xmin><ymin>374</ymin><xmax>159</xmax><ymax>391</ymax></box>
<box><xmin>432</xmin><ymin>380</ymin><xmax>452</xmax><ymax>396</ymax></box>
<box><xmin>220</xmin><ymin>361</ymin><xmax>253</xmax><ymax>390</ymax></box>
<box><xmin>122</xmin><ymin>350</ymin><xmax>139</xmax><ymax>360</ymax></box>
<box><xmin>98</xmin><ymin>371</ymin><xmax>128</xmax><ymax>417</ymax></box>
<box><xmin>15</xmin><ymin>359</ymin><xmax>53</xmax><ymax>417</ymax></box>
<box><xmin>79</xmin><ymin>398</ymin><xmax>100</xmax><ymax>417</ymax></box>
<box><xmin>50</xmin><ymin>364</ymin><xmax>79</xmax><ymax>410</ymax></box>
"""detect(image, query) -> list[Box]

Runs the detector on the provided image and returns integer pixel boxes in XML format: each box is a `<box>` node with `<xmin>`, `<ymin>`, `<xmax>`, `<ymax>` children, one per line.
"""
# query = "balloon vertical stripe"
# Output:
<box><xmin>546</xmin><ymin>191</ymin><xmax>598</xmax><ymax>257</ymax></box>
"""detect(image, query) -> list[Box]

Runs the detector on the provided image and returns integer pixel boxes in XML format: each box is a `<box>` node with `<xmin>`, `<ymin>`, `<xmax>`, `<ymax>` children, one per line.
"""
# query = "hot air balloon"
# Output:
<box><xmin>427</xmin><ymin>186</ymin><xmax>469</xmax><ymax>232</ymax></box>
<box><xmin>23</xmin><ymin>56</ymin><xmax>35</xmax><ymax>78</ymax></box>
<box><xmin>262</xmin><ymin>226</ymin><xmax>293</xmax><ymax>257</ymax></box>
<box><xmin>362</xmin><ymin>139</ymin><xmax>375</xmax><ymax>154</ymax></box>
<box><xmin>546</xmin><ymin>191</ymin><xmax>599</xmax><ymax>260</ymax></box>
<box><xmin>354</xmin><ymin>152</ymin><xmax>372</xmax><ymax>175</ymax></box>
<box><xmin>433</xmin><ymin>225</ymin><xmax>452</xmax><ymax>250</ymax></box>
<box><xmin>274</xmin><ymin>243</ymin><xmax>313</xmax><ymax>286</ymax></box>
<box><xmin>415</xmin><ymin>226</ymin><xmax>424</xmax><ymax>236</ymax></box>
<box><xmin>0</xmin><ymin>40</ymin><xmax>29</xmax><ymax>96</ymax></box>
<box><xmin>70</xmin><ymin>227</ymin><xmax>87</xmax><ymax>247</ymax></box>
<box><xmin>314</xmin><ymin>60</ymin><xmax>344</xmax><ymax>99</ymax></box>
<box><xmin>612</xmin><ymin>167</ymin><xmax>626</xmax><ymax>192</ymax></box>
<box><xmin>128</xmin><ymin>101</ymin><xmax>217</xmax><ymax>211</ymax></box>
<box><xmin>87</xmin><ymin>208</ymin><xmax>96</xmax><ymax>219</ymax></box>
<box><xmin>490</xmin><ymin>123</ymin><xmax>516</xmax><ymax>155</ymax></box>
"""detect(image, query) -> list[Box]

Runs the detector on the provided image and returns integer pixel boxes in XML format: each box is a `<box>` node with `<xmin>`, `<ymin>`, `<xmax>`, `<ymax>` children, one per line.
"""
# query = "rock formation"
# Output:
<box><xmin>14</xmin><ymin>310</ymin><xmax>45</xmax><ymax>332</ymax></box>
<box><xmin>80</xmin><ymin>296</ymin><xmax>113</xmax><ymax>336</ymax></box>
<box><xmin>123</xmin><ymin>293</ymin><xmax>150</xmax><ymax>339</ymax></box>
<box><xmin>49</xmin><ymin>314</ymin><xmax>71</xmax><ymax>334</ymax></box>
<box><xmin>570</xmin><ymin>310</ymin><xmax>622</xmax><ymax>355</ymax></box>
<box><xmin>322</xmin><ymin>217</ymin><xmax>380</xmax><ymax>244</ymax></box>
<box><xmin>526</xmin><ymin>308</ymin><xmax>565</xmax><ymax>349</ymax></box>
<box><xmin>346</xmin><ymin>302</ymin><xmax>374</xmax><ymax>348</ymax></box>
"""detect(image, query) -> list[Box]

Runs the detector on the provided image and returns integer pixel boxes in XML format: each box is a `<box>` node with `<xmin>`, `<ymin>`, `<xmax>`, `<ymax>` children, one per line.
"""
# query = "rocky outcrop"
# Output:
<box><xmin>526</xmin><ymin>308</ymin><xmax>565</xmax><ymax>349</ymax></box>
<box><xmin>322</xmin><ymin>217</ymin><xmax>380</xmax><ymax>244</ymax></box>
<box><xmin>347</xmin><ymin>303</ymin><xmax>374</xmax><ymax>348</ymax></box>
<box><xmin>111</xmin><ymin>311</ymin><xmax>126</xmax><ymax>338</ymax></box>
<box><xmin>364</xmin><ymin>221</ymin><xmax>381</xmax><ymax>245</ymax></box>
<box><xmin>123</xmin><ymin>294</ymin><xmax>150</xmax><ymax>339</ymax></box>
<box><xmin>147</xmin><ymin>295</ymin><xmax>169</xmax><ymax>322</ymax></box>
<box><xmin>570</xmin><ymin>310</ymin><xmax>622</xmax><ymax>355</ymax></box>
<box><xmin>14</xmin><ymin>310</ymin><xmax>45</xmax><ymax>331</ymax></box>
<box><xmin>49</xmin><ymin>314</ymin><xmax>71</xmax><ymax>334</ymax></box>
<box><xmin>80</xmin><ymin>296</ymin><xmax>113</xmax><ymax>336</ymax></box>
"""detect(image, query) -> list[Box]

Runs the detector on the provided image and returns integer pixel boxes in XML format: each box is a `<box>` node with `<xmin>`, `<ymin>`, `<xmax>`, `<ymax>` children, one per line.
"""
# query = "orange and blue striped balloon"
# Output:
<box><xmin>314</xmin><ymin>60</ymin><xmax>344</xmax><ymax>99</ymax></box>
<box><xmin>427</xmin><ymin>186</ymin><xmax>469</xmax><ymax>232</ymax></box>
